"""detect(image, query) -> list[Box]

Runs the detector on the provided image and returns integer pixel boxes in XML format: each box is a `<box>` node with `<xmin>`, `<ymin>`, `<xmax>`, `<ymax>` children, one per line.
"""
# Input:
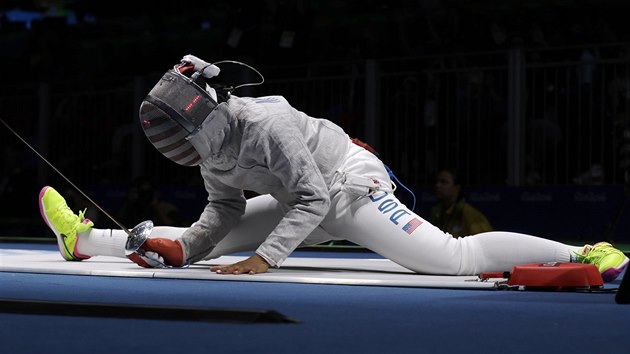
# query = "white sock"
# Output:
<box><xmin>76</xmin><ymin>228</ymin><xmax>129</xmax><ymax>258</ymax></box>
<box><xmin>462</xmin><ymin>232</ymin><xmax>584</xmax><ymax>274</ymax></box>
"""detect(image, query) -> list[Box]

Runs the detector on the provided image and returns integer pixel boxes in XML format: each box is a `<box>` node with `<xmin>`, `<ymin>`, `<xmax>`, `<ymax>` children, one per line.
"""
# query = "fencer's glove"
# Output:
<box><xmin>127</xmin><ymin>238</ymin><xmax>186</xmax><ymax>268</ymax></box>
<box><xmin>181</xmin><ymin>54</ymin><xmax>221</xmax><ymax>78</ymax></box>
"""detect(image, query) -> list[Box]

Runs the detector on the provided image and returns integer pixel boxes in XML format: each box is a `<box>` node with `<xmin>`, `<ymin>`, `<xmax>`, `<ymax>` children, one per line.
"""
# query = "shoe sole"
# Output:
<box><xmin>38</xmin><ymin>186</ymin><xmax>87</xmax><ymax>261</ymax></box>
<box><xmin>38</xmin><ymin>186</ymin><xmax>68</xmax><ymax>259</ymax></box>
<box><xmin>601</xmin><ymin>256</ymin><xmax>630</xmax><ymax>283</ymax></box>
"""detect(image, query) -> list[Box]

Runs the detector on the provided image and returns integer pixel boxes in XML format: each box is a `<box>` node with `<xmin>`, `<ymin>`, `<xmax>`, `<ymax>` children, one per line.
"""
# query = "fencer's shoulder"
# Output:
<box><xmin>229</xmin><ymin>95</ymin><xmax>290</xmax><ymax>113</ymax></box>
<box><xmin>236</xmin><ymin>102</ymin><xmax>302</xmax><ymax>145</ymax></box>
<box><xmin>230</xmin><ymin>96</ymin><xmax>295</xmax><ymax>123</ymax></box>
<box><xmin>250</xmin><ymin>96</ymin><xmax>289</xmax><ymax>105</ymax></box>
<box><xmin>245</xmin><ymin>95</ymin><xmax>288</xmax><ymax>103</ymax></box>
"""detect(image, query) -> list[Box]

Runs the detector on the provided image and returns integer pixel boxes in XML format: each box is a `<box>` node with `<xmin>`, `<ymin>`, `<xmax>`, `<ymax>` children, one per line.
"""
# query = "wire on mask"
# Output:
<box><xmin>212</xmin><ymin>60</ymin><xmax>265</xmax><ymax>95</ymax></box>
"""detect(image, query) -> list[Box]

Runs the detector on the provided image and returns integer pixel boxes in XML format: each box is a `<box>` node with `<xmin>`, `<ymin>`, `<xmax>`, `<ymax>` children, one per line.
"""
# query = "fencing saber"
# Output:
<box><xmin>0</xmin><ymin>117</ymin><xmax>151</xmax><ymax>254</ymax></box>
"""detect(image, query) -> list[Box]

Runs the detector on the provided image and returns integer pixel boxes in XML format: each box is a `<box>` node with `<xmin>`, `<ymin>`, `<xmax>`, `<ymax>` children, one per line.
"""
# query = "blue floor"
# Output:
<box><xmin>1</xmin><ymin>243</ymin><xmax>629</xmax><ymax>354</ymax></box>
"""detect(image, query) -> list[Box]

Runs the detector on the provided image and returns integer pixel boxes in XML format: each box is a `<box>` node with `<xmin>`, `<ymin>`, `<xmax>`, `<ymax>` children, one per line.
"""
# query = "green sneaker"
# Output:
<box><xmin>577</xmin><ymin>242</ymin><xmax>629</xmax><ymax>282</ymax></box>
<box><xmin>38</xmin><ymin>186</ymin><xmax>94</xmax><ymax>261</ymax></box>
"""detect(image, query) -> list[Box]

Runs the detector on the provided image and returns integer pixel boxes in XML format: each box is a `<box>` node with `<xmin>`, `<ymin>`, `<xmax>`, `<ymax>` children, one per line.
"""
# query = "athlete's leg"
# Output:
<box><xmin>91</xmin><ymin>197</ymin><xmax>283</xmax><ymax>262</ymax></box>
<box><xmin>75</xmin><ymin>226</ymin><xmax>187</xmax><ymax>258</ymax></box>
<box><xmin>38</xmin><ymin>185</ymin><xmax>187</xmax><ymax>260</ymax></box>
<box><xmin>200</xmin><ymin>194</ymin><xmax>284</xmax><ymax>259</ymax></box>
<box><xmin>84</xmin><ymin>195</ymin><xmax>286</xmax><ymax>260</ymax></box>
<box><xmin>124</xmin><ymin>195</ymin><xmax>284</xmax><ymax>264</ymax></box>
<box><xmin>83</xmin><ymin>197</ymin><xmax>282</xmax><ymax>262</ymax></box>
<box><xmin>197</xmin><ymin>194</ymin><xmax>334</xmax><ymax>260</ymax></box>
<box><xmin>325</xmin><ymin>191</ymin><xmax>580</xmax><ymax>275</ymax></box>
<box><xmin>323</xmin><ymin>146</ymin><xmax>581</xmax><ymax>275</ymax></box>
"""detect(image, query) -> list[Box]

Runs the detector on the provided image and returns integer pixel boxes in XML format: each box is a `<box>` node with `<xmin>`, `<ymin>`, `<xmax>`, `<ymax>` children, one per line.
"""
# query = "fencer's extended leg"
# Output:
<box><xmin>75</xmin><ymin>226</ymin><xmax>188</xmax><ymax>258</ymax></box>
<box><xmin>200</xmin><ymin>195</ymin><xmax>285</xmax><ymax>260</ymax></box>
<box><xmin>133</xmin><ymin>194</ymin><xmax>326</xmax><ymax>266</ymax></box>
<box><xmin>324</xmin><ymin>144</ymin><xmax>582</xmax><ymax>276</ymax></box>
<box><xmin>325</xmin><ymin>191</ymin><xmax>581</xmax><ymax>275</ymax></box>
<box><xmin>39</xmin><ymin>184</ymin><xmax>190</xmax><ymax>259</ymax></box>
<box><xmin>199</xmin><ymin>194</ymin><xmax>336</xmax><ymax>261</ymax></box>
<box><xmin>129</xmin><ymin>195</ymin><xmax>285</xmax><ymax>265</ymax></box>
<box><xmin>176</xmin><ymin>194</ymin><xmax>335</xmax><ymax>263</ymax></box>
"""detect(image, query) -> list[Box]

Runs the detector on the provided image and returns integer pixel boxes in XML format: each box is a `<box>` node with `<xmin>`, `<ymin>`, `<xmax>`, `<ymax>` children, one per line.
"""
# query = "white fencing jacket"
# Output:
<box><xmin>180</xmin><ymin>95</ymin><xmax>351</xmax><ymax>266</ymax></box>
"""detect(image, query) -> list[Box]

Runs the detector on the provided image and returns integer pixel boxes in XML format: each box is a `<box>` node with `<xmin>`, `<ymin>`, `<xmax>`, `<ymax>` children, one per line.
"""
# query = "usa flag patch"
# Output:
<box><xmin>402</xmin><ymin>218</ymin><xmax>422</xmax><ymax>234</ymax></box>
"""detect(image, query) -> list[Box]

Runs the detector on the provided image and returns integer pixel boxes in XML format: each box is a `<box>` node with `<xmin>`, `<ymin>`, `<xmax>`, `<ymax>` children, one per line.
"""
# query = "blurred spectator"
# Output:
<box><xmin>576</xmin><ymin>48</ymin><xmax>597</xmax><ymax>88</ymax></box>
<box><xmin>430</xmin><ymin>168</ymin><xmax>493</xmax><ymax>237</ymax></box>
<box><xmin>526</xmin><ymin>105</ymin><xmax>563</xmax><ymax>184</ymax></box>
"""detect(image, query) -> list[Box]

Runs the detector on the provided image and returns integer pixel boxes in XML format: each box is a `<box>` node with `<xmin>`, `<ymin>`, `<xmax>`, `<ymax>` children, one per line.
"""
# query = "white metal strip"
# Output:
<box><xmin>0</xmin><ymin>250</ymin><xmax>501</xmax><ymax>289</ymax></box>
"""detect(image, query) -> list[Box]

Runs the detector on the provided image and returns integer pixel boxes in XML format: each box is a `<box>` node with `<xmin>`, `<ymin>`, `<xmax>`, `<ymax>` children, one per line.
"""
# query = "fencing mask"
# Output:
<box><xmin>139</xmin><ymin>57</ymin><xmax>222</xmax><ymax>166</ymax></box>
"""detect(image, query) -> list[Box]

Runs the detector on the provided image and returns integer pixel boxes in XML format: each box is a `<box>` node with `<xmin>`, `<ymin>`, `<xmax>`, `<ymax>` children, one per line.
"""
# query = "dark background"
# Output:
<box><xmin>1</xmin><ymin>0</ymin><xmax>629</xmax><ymax>84</ymax></box>
<box><xmin>1</xmin><ymin>0</ymin><xmax>629</xmax><ymax>243</ymax></box>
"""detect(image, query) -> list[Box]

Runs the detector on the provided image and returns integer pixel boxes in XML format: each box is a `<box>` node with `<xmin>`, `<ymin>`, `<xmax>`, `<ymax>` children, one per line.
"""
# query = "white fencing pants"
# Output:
<box><xmin>81</xmin><ymin>145</ymin><xmax>583</xmax><ymax>275</ymax></box>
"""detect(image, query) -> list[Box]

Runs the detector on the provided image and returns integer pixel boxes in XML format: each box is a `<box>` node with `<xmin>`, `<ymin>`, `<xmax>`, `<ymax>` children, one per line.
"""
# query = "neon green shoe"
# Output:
<box><xmin>577</xmin><ymin>242</ymin><xmax>629</xmax><ymax>282</ymax></box>
<box><xmin>38</xmin><ymin>186</ymin><xmax>94</xmax><ymax>261</ymax></box>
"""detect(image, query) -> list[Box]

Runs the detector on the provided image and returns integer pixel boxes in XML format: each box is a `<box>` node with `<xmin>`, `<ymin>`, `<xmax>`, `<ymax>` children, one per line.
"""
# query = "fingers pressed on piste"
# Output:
<box><xmin>210</xmin><ymin>255</ymin><xmax>270</xmax><ymax>275</ymax></box>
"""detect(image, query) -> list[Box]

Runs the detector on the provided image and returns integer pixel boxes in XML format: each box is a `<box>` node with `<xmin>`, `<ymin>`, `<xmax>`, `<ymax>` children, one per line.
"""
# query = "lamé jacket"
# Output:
<box><xmin>179</xmin><ymin>95</ymin><xmax>351</xmax><ymax>266</ymax></box>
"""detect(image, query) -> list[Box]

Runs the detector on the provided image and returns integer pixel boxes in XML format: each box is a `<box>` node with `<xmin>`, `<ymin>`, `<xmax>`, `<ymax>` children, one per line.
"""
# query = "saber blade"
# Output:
<box><xmin>0</xmin><ymin>117</ymin><xmax>134</xmax><ymax>236</ymax></box>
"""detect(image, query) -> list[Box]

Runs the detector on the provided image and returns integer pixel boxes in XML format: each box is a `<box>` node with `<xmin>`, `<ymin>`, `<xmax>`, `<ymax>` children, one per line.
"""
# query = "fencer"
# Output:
<box><xmin>38</xmin><ymin>54</ymin><xmax>629</xmax><ymax>281</ymax></box>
